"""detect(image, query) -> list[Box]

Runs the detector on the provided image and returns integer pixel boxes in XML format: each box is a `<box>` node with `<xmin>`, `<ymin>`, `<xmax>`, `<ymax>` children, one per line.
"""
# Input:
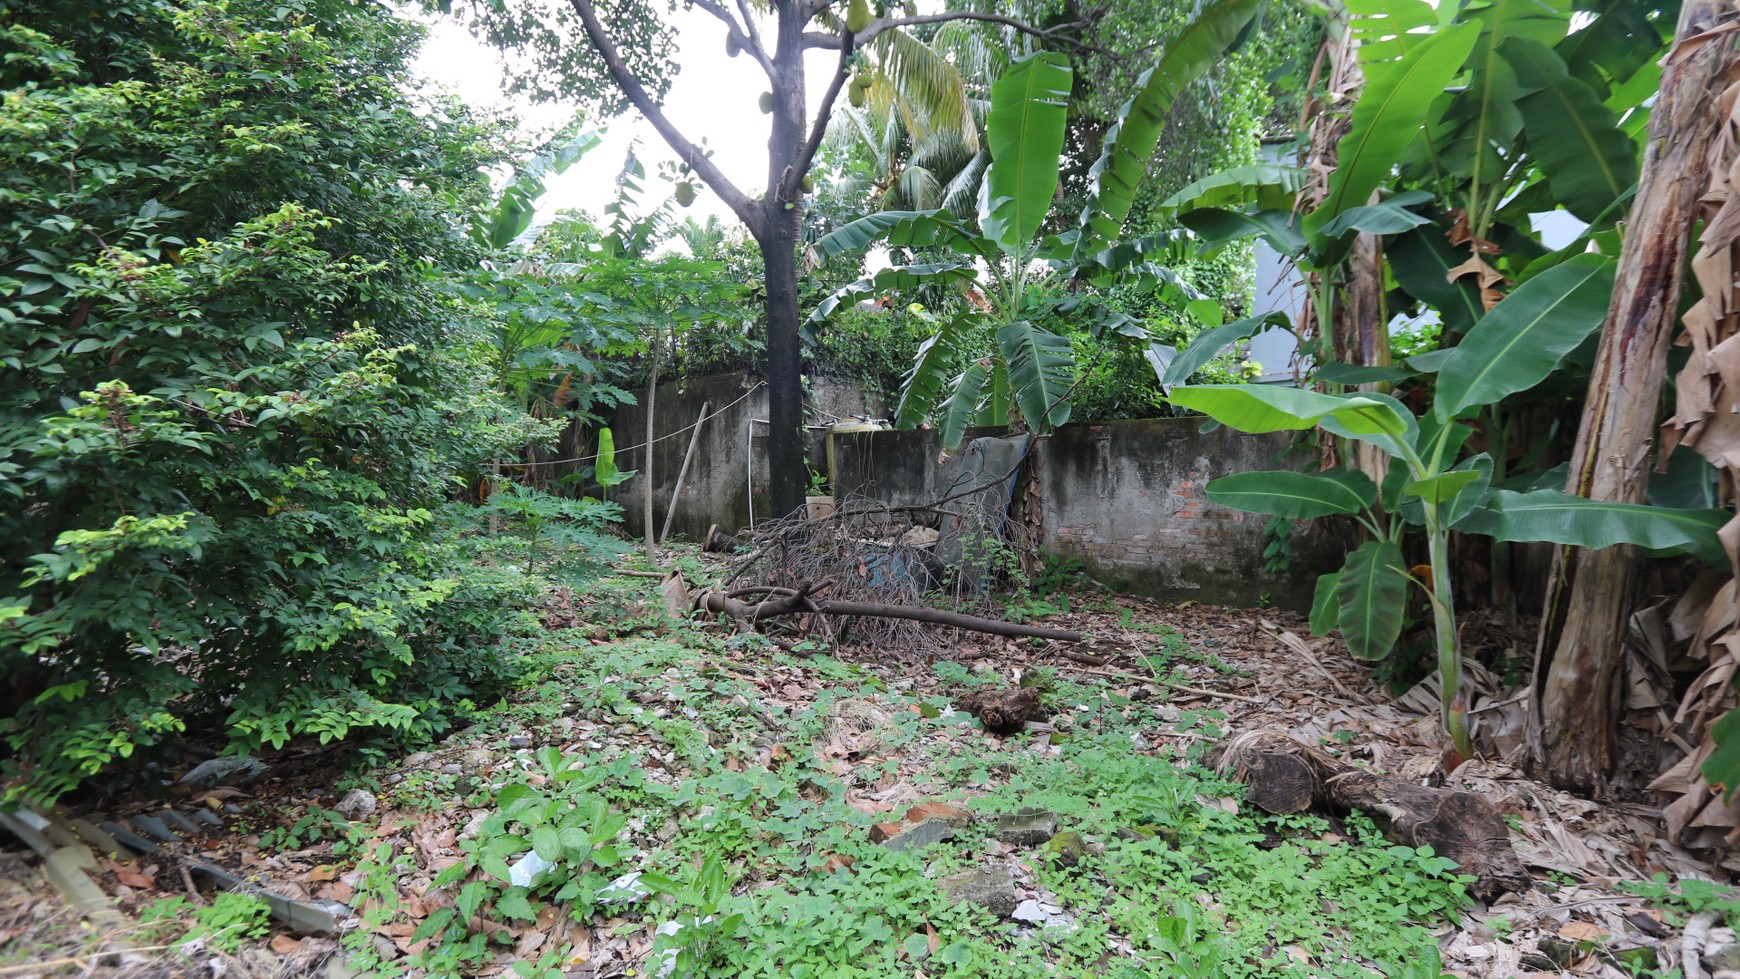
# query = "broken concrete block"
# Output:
<box><xmin>994</xmin><ymin>808</ymin><xmax>1058</xmax><ymax>846</ymax></box>
<box><xmin>937</xmin><ymin>864</ymin><xmax>1019</xmax><ymax>917</ymax></box>
<box><xmin>879</xmin><ymin>820</ymin><xmax>956</xmax><ymax>853</ymax></box>
<box><xmin>1044</xmin><ymin>831</ymin><xmax>1089</xmax><ymax>869</ymax></box>
<box><xmin>904</xmin><ymin>801</ymin><xmax>973</xmax><ymax>826</ymax></box>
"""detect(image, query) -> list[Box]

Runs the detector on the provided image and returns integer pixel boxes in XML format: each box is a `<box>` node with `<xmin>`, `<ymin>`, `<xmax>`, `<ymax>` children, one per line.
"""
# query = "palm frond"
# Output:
<box><xmin>869</xmin><ymin>29</ymin><xmax>977</xmax><ymax>154</ymax></box>
<box><xmin>939</xmin><ymin>149</ymin><xmax>989</xmax><ymax>217</ymax></box>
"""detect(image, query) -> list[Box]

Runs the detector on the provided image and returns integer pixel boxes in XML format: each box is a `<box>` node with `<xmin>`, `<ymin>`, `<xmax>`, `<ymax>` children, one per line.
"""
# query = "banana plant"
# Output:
<box><xmin>1159</xmin><ymin>0</ymin><xmax>1666</xmax><ymax>377</ymax></box>
<box><xmin>472</xmin><ymin>116</ymin><xmax>603</xmax><ymax>251</ymax></box>
<box><xmin>805</xmin><ymin>0</ymin><xmax>1264</xmax><ymax>447</ymax></box>
<box><xmin>1167</xmin><ymin>251</ymin><xmax>1729</xmax><ymax>761</ymax></box>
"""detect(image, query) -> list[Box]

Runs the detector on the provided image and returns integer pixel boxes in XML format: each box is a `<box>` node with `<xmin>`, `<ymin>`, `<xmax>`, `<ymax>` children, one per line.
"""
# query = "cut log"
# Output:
<box><xmin>1212</xmin><ymin>730</ymin><xmax>1530</xmax><ymax>900</ymax></box>
<box><xmin>956</xmin><ymin>687</ymin><xmax>1044</xmax><ymax>734</ymax></box>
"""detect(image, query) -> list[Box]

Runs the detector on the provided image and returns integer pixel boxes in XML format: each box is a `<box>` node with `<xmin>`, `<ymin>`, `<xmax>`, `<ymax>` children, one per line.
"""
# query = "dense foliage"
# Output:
<box><xmin>1158</xmin><ymin>0</ymin><xmax>1706</xmax><ymax>764</ymax></box>
<box><xmin>0</xmin><ymin>0</ymin><xmax>564</xmax><ymax>804</ymax></box>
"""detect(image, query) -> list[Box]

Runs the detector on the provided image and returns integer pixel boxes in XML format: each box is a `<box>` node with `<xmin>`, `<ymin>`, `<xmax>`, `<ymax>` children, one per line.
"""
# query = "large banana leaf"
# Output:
<box><xmin>1166</xmin><ymin>384</ymin><xmax>1413</xmax><ymax>445</ymax></box>
<box><xmin>1159</xmin><ymin>164</ymin><xmax>1307</xmax><ymax>217</ymax></box>
<box><xmin>895</xmin><ymin>312</ymin><xmax>975</xmax><ymax>428</ymax></box>
<box><xmin>479</xmin><ymin>119</ymin><xmax>602</xmax><ymax>249</ymax></box>
<box><xmin>808</xmin><ymin>262</ymin><xmax>978</xmax><ymax>322</ymax></box>
<box><xmin>982</xmin><ymin>52</ymin><xmax>1072</xmax><ymax>257</ymax></box>
<box><xmin>997</xmin><ymin>319</ymin><xmax>1075</xmax><ymax>430</ymax></box>
<box><xmin>1388</xmin><ymin>224</ymin><xmax>1485</xmax><ymax>334</ymax></box>
<box><xmin>1309</xmin><ymin>571</ymin><xmax>1341</xmax><ymax>636</ymax></box>
<box><xmin>1305</xmin><ymin>23</ymin><xmax>1479</xmax><ymax>237</ymax></box>
<box><xmin>1206</xmin><ymin>469</ymin><xmax>1378</xmax><ymax>518</ymax></box>
<box><xmin>1465</xmin><ymin>0</ymin><xmax>1575</xmax><ymax>47</ymax></box>
<box><xmin>594</xmin><ymin>427</ymin><xmax>635</xmax><ymax>488</ymax></box>
<box><xmin>1315</xmin><ymin>190</ymin><xmax>1435</xmax><ymax>238</ymax></box>
<box><xmin>1156</xmin><ymin>314</ymin><xmax>1277</xmax><ymax>388</ymax></box>
<box><xmin>1556</xmin><ymin>0</ymin><xmax>1671</xmax><ymax>97</ymax></box>
<box><xmin>1076</xmin><ymin>0</ymin><xmax>1264</xmax><ymax>253</ymax></box>
<box><xmin>1179</xmin><ymin>208</ymin><xmax>1307</xmax><ymax>256</ymax></box>
<box><xmin>1337</xmin><ymin>538</ymin><xmax>1409</xmax><ymax>661</ymax></box>
<box><xmin>1458</xmin><ymin>489</ymin><xmax>1729</xmax><ymax>566</ymax></box>
<box><xmin>1344</xmin><ymin>0</ymin><xmax>1441</xmax><ymax>63</ymax></box>
<box><xmin>1433</xmin><ymin>253</ymin><xmax>1615</xmax><ymax>419</ymax></box>
<box><xmin>1403</xmin><ymin>455</ymin><xmax>1493</xmax><ymax>528</ymax></box>
<box><xmin>1504</xmin><ymin>37</ymin><xmax>1638</xmax><ymax>223</ymax></box>
<box><xmin>807</xmin><ymin>210</ymin><xmax>997</xmax><ymax>265</ymax></box>
<box><xmin>1318</xmin><ymin>390</ymin><xmax>1423</xmax><ymax>461</ymax></box>
<box><xmin>936</xmin><ymin>360</ymin><xmax>992</xmax><ymax>449</ymax></box>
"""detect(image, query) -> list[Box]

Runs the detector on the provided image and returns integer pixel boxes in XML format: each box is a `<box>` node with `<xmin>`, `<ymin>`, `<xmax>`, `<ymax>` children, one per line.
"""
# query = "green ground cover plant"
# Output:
<box><xmin>340</xmin><ymin>595</ymin><xmax>1470</xmax><ymax>979</ymax></box>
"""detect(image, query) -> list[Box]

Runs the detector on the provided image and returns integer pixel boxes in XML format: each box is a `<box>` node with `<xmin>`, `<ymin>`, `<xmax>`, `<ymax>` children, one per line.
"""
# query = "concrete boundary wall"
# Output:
<box><xmin>833</xmin><ymin>417</ymin><xmax>1341</xmax><ymax>610</ymax></box>
<box><xmin>608</xmin><ymin>371</ymin><xmax>880</xmax><ymax>543</ymax></box>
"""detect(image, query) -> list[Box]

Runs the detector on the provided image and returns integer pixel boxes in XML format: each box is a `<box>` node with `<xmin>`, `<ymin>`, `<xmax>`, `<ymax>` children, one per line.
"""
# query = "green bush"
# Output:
<box><xmin>0</xmin><ymin>0</ymin><xmax>558</xmax><ymax>805</ymax></box>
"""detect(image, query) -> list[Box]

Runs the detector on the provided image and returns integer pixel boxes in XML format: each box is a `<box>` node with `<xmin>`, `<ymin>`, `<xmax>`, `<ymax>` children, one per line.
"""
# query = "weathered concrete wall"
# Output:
<box><xmin>834</xmin><ymin>417</ymin><xmax>1341</xmax><ymax>610</ymax></box>
<box><xmin>608</xmin><ymin>371</ymin><xmax>883</xmax><ymax>541</ymax></box>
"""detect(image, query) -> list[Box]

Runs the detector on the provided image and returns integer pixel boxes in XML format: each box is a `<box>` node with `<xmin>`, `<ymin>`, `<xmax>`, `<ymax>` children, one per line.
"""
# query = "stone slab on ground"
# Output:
<box><xmin>994</xmin><ymin>808</ymin><xmax>1059</xmax><ymax>846</ymax></box>
<box><xmin>876</xmin><ymin>819</ymin><xmax>957</xmax><ymax>853</ymax></box>
<box><xmin>938</xmin><ymin>864</ymin><xmax>1019</xmax><ymax>918</ymax></box>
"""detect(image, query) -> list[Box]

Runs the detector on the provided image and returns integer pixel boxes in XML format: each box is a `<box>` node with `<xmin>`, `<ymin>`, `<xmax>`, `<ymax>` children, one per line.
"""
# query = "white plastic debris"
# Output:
<box><xmin>1012</xmin><ymin>899</ymin><xmax>1047</xmax><ymax>923</ymax></box>
<box><xmin>595</xmin><ymin>870</ymin><xmax>652</xmax><ymax>905</ymax></box>
<box><xmin>507</xmin><ymin>850</ymin><xmax>554</xmax><ymax>888</ymax></box>
<box><xmin>650</xmin><ymin>916</ymin><xmax>713</xmax><ymax>978</ymax></box>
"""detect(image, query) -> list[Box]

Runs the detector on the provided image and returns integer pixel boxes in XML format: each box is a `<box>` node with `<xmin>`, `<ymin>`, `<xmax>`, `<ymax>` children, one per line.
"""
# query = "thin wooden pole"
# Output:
<box><xmin>660</xmin><ymin>401</ymin><xmax>710</xmax><ymax>545</ymax></box>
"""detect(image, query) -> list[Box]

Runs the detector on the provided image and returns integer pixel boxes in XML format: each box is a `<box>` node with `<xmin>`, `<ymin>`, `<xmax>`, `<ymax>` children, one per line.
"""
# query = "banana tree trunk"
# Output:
<box><xmin>1535</xmin><ymin>0</ymin><xmax>1740</xmax><ymax>791</ymax></box>
<box><xmin>1338</xmin><ymin>217</ymin><xmax>1391</xmax><ymax>486</ymax></box>
<box><xmin>1301</xmin><ymin>6</ymin><xmax>1391</xmax><ymax>487</ymax></box>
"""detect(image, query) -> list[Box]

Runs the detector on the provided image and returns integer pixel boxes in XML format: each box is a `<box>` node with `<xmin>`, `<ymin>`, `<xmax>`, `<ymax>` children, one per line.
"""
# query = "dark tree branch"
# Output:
<box><xmin>689</xmin><ymin>0</ymin><xmax>775</xmax><ymax>78</ymax></box>
<box><xmin>566</xmin><ymin>0</ymin><xmax>762</xmax><ymax>233</ymax></box>
<box><xmin>783</xmin><ymin>29</ymin><xmax>855</xmax><ymax>200</ymax></box>
<box><xmin>804</xmin><ymin>11</ymin><xmax>1106</xmax><ymax>57</ymax></box>
<box><xmin>733</xmin><ymin>0</ymin><xmax>777</xmax><ymax>75</ymax></box>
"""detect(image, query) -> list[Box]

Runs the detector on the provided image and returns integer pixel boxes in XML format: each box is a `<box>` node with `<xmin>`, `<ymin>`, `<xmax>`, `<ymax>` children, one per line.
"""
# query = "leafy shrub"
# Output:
<box><xmin>0</xmin><ymin>0</ymin><xmax>555</xmax><ymax>805</ymax></box>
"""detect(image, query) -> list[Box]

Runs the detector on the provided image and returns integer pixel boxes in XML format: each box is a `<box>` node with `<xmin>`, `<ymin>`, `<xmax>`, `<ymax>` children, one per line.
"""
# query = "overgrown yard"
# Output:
<box><xmin>7</xmin><ymin>558</ymin><xmax>1734</xmax><ymax>979</ymax></box>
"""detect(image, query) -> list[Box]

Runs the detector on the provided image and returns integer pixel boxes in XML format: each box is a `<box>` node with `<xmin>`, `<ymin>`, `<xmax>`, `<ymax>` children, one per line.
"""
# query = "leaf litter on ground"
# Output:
<box><xmin>14</xmin><ymin>551</ymin><xmax>1740</xmax><ymax>978</ymax></box>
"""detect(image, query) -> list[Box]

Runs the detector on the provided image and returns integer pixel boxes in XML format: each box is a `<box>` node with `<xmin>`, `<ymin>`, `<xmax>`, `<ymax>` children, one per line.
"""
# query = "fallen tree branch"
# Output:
<box><xmin>691</xmin><ymin>583</ymin><xmax>1082</xmax><ymax>642</ymax></box>
<box><xmin>1053</xmin><ymin>662</ymin><xmax>1266</xmax><ymax>705</ymax></box>
<box><xmin>817</xmin><ymin>600</ymin><xmax>1080</xmax><ymax>641</ymax></box>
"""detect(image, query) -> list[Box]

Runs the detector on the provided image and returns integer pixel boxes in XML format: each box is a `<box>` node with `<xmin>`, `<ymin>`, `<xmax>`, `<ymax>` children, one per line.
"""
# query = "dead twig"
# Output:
<box><xmin>1053</xmin><ymin>661</ymin><xmax>1266</xmax><ymax>705</ymax></box>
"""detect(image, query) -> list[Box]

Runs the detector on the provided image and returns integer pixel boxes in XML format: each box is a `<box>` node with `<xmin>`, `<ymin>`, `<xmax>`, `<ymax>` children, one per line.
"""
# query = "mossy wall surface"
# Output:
<box><xmin>835</xmin><ymin>417</ymin><xmax>1342</xmax><ymax>610</ymax></box>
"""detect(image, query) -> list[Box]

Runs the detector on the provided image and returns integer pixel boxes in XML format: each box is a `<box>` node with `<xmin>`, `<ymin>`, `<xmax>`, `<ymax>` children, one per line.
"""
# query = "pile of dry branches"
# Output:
<box><xmin>699</xmin><ymin>488</ymin><xmax>1074</xmax><ymax>656</ymax></box>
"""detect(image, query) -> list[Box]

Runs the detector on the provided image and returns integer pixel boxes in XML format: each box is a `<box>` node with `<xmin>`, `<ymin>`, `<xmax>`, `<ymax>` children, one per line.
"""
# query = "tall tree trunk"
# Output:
<box><xmin>643</xmin><ymin>334</ymin><xmax>660</xmax><ymax>562</ymax></box>
<box><xmin>760</xmin><ymin>212</ymin><xmax>806</xmax><ymax>523</ymax></box>
<box><xmin>759</xmin><ymin>0</ymin><xmax>809</xmax><ymax>524</ymax></box>
<box><xmin>1535</xmin><ymin>0</ymin><xmax>1740</xmax><ymax>792</ymax></box>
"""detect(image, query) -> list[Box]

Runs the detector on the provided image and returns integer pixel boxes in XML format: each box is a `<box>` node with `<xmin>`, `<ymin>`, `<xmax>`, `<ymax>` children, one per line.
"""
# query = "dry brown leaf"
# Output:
<box><xmin>1556</xmin><ymin>920</ymin><xmax>1607</xmax><ymax>942</ymax></box>
<box><xmin>269</xmin><ymin>934</ymin><xmax>303</xmax><ymax>954</ymax></box>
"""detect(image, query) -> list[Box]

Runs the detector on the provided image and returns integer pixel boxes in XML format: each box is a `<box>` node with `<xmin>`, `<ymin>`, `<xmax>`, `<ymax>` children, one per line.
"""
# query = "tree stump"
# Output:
<box><xmin>1212</xmin><ymin>730</ymin><xmax>1530</xmax><ymax>900</ymax></box>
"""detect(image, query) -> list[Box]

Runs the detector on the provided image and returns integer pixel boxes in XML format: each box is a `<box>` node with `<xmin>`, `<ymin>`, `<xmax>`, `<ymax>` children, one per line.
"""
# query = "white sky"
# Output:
<box><xmin>412</xmin><ymin>9</ymin><xmax>838</xmax><ymax>228</ymax></box>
